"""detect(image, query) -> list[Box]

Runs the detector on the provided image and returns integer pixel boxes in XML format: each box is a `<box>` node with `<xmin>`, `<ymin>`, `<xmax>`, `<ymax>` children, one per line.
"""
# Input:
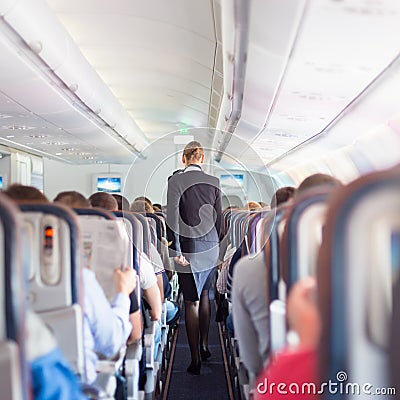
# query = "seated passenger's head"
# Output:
<box><xmin>53</xmin><ymin>191</ymin><xmax>90</xmax><ymax>208</ymax></box>
<box><xmin>224</xmin><ymin>205</ymin><xmax>239</xmax><ymax>212</ymax></box>
<box><xmin>152</xmin><ymin>203</ymin><xmax>162</xmax><ymax>212</ymax></box>
<box><xmin>88</xmin><ymin>192</ymin><xmax>118</xmax><ymax>211</ymax></box>
<box><xmin>258</xmin><ymin>201</ymin><xmax>269</xmax><ymax>209</ymax></box>
<box><xmin>270</xmin><ymin>186</ymin><xmax>296</xmax><ymax>209</ymax></box>
<box><xmin>112</xmin><ymin>194</ymin><xmax>130</xmax><ymax>211</ymax></box>
<box><xmin>245</xmin><ymin>201</ymin><xmax>261</xmax><ymax>211</ymax></box>
<box><xmin>182</xmin><ymin>140</ymin><xmax>204</xmax><ymax>166</ymax></box>
<box><xmin>134</xmin><ymin>196</ymin><xmax>152</xmax><ymax>208</ymax></box>
<box><xmin>297</xmin><ymin>174</ymin><xmax>341</xmax><ymax>197</ymax></box>
<box><xmin>130</xmin><ymin>199</ymin><xmax>154</xmax><ymax>213</ymax></box>
<box><xmin>287</xmin><ymin>277</ymin><xmax>321</xmax><ymax>348</ymax></box>
<box><xmin>3</xmin><ymin>184</ymin><xmax>49</xmax><ymax>204</ymax></box>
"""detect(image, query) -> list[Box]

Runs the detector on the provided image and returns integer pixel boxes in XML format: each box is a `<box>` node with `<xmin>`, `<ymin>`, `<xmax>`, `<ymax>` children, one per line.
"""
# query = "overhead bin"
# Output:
<box><xmin>1</xmin><ymin>0</ymin><xmax>148</xmax><ymax>152</ymax></box>
<box><xmin>213</xmin><ymin>0</ymin><xmax>306</xmax><ymax>160</ymax></box>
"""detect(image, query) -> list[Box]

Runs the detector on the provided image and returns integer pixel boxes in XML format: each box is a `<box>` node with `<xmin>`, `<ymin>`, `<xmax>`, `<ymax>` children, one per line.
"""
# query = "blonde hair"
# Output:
<box><xmin>183</xmin><ymin>141</ymin><xmax>204</xmax><ymax>163</ymax></box>
<box><xmin>245</xmin><ymin>201</ymin><xmax>261</xmax><ymax>211</ymax></box>
<box><xmin>130</xmin><ymin>200</ymin><xmax>154</xmax><ymax>213</ymax></box>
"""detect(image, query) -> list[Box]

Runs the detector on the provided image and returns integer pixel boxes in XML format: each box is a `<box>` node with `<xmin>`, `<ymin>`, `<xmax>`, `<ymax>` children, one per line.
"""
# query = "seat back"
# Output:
<box><xmin>0</xmin><ymin>195</ymin><xmax>29</xmax><ymax>400</ymax></box>
<box><xmin>390</xmin><ymin>245</ymin><xmax>400</xmax><ymax>393</ymax></box>
<box><xmin>262</xmin><ymin>206</ymin><xmax>290</xmax><ymax>355</ymax></box>
<box><xmin>281</xmin><ymin>189</ymin><xmax>330</xmax><ymax>291</ymax></box>
<box><xmin>146</xmin><ymin>213</ymin><xmax>164</xmax><ymax>252</ymax></box>
<box><xmin>318</xmin><ymin>168</ymin><xmax>400</xmax><ymax>399</ymax></box>
<box><xmin>20</xmin><ymin>203</ymin><xmax>85</xmax><ymax>378</ymax></box>
<box><xmin>132</xmin><ymin>213</ymin><xmax>151</xmax><ymax>257</ymax></box>
<box><xmin>112</xmin><ymin>211</ymin><xmax>142</xmax><ymax>273</ymax></box>
<box><xmin>263</xmin><ymin>206</ymin><xmax>289</xmax><ymax>304</ymax></box>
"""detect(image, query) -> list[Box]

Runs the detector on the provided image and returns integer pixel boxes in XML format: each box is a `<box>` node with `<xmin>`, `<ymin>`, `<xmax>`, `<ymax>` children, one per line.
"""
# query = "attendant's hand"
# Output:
<box><xmin>174</xmin><ymin>255</ymin><xmax>189</xmax><ymax>266</ymax></box>
<box><xmin>114</xmin><ymin>268</ymin><xmax>137</xmax><ymax>296</ymax></box>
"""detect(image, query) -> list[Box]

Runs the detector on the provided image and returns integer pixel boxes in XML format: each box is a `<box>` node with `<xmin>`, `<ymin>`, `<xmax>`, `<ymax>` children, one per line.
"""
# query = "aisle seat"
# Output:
<box><xmin>318</xmin><ymin>168</ymin><xmax>400</xmax><ymax>399</ymax></box>
<box><xmin>0</xmin><ymin>195</ymin><xmax>29</xmax><ymax>400</ymax></box>
<box><xmin>20</xmin><ymin>203</ymin><xmax>85</xmax><ymax>379</ymax></box>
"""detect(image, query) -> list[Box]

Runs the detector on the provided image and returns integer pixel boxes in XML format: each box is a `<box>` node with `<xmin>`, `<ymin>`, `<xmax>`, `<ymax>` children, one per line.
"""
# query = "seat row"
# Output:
<box><xmin>0</xmin><ymin>193</ymin><xmax>177</xmax><ymax>400</ymax></box>
<box><xmin>217</xmin><ymin>166</ymin><xmax>400</xmax><ymax>399</ymax></box>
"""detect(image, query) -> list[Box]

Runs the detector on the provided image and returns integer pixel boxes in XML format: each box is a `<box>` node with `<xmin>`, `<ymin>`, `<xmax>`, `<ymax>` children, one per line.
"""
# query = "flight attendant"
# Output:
<box><xmin>167</xmin><ymin>141</ymin><xmax>222</xmax><ymax>374</ymax></box>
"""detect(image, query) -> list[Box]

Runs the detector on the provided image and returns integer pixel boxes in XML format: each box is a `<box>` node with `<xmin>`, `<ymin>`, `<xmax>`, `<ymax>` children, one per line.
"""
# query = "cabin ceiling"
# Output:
<box><xmin>0</xmin><ymin>0</ymin><xmax>217</xmax><ymax>163</ymax></box>
<box><xmin>0</xmin><ymin>0</ymin><xmax>399</xmax><ymax>169</ymax></box>
<box><xmin>225</xmin><ymin>0</ymin><xmax>400</xmax><ymax>170</ymax></box>
<box><xmin>46</xmin><ymin>0</ymin><xmax>217</xmax><ymax>140</ymax></box>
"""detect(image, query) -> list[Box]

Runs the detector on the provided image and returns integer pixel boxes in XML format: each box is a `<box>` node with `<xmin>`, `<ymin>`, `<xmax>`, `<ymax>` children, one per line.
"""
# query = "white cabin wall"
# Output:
<box><xmin>212</xmin><ymin>163</ymin><xmax>276</xmax><ymax>207</ymax></box>
<box><xmin>43</xmin><ymin>139</ymin><xmax>178</xmax><ymax>204</ymax></box>
<box><xmin>0</xmin><ymin>154</ymin><xmax>11</xmax><ymax>188</ymax></box>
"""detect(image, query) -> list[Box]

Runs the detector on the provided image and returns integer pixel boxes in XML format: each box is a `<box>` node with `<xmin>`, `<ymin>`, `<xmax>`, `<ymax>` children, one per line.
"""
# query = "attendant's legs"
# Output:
<box><xmin>184</xmin><ymin>300</ymin><xmax>200</xmax><ymax>365</ymax></box>
<box><xmin>199</xmin><ymin>289</ymin><xmax>211</xmax><ymax>349</ymax></box>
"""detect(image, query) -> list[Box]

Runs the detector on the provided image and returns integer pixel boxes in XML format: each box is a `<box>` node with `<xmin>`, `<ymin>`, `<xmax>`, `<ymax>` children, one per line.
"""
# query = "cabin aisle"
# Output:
<box><xmin>164</xmin><ymin>290</ymin><xmax>232</xmax><ymax>399</ymax></box>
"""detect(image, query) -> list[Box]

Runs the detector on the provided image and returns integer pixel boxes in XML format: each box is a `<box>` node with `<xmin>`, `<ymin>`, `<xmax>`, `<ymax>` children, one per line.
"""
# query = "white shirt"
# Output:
<box><xmin>82</xmin><ymin>268</ymin><xmax>132</xmax><ymax>383</ymax></box>
<box><xmin>139</xmin><ymin>253</ymin><xmax>158</xmax><ymax>290</ymax></box>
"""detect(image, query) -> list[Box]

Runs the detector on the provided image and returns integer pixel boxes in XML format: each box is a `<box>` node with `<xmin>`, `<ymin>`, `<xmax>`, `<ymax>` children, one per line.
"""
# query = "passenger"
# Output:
<box><xmin>53</xmin><ymin>191</ymin><xmax>139</xmax><ymax>375</ymax></box>
<box><xmin>296</xmin><ymin>173</ymin><xmax>341</xmax><ymax>196</ymax></box>
<box><xmin>112</xmin><ymin>194</ymin><xmax>130</xmax><ymax>211</ymax></box>
<box><xmin>83</xmin><ymin>263</ymin><xmax>136</xmax><ymax>383</ymax></box>
<box><xmin>138</xmin><ymin>253</ymin><xmax>162</xmax><ymax>322</ymax></box>
<box><xmin>137</xmin><ymin>252</ymin><xmax>162</xmax><ymax>360</ymax></box>
<box><xmin>231</xmin><ymin>251</ymin><xmax>269</xmax><ymax>384</ymax></box>
<box><xmin>245</xmin><ymin>201</ymin><xmax>262</xmax><ymax>211</ymax></box>
<box><xmin>130</xmin><ymin>199</ymin><xmax>154</xmax><ymax>213</ymax></box>
<box><xmin>135</xmin><ymin>199</ymin><xmax>180</xmax><ymax>324</ymax></box>
<box><xmin>54</xmin><ymin>190</ymin><xmax>91</xmax><ymax>208</ymax></box>
<box><xmin>88</xmin><ymin>192</ymin><xmax>118</xmax><ymax>211</ymax></box>
<box><xmin>152</xmin><ymin>203</ymin><xmax>162</xmax><ymax>212</ymax></box>
<box><xmin>3</xmin><ymin>183</ymin><xmax>48</xmax><ymax>203</ymax></box>
<box><xmin>134</xmin><ymin>196</ymin><xmax>153</xmax><ymax>209</ymax></box>
<box><xmin>167</xmin><ymin>140</ymin><xmax>222</xmax><ymax>375</ymax></box>
<box><xmin>3</xmin><ymin>186</ymin><xmax>87</xmax><ymax>397</ymax></box>
<box><xmin>230</xmin><ymin>191</ymin><xmax>296</xmax><ymax>384</ymax></box>
<box><xmin>5</xmin><ymin>185</ymin><xmax>137</xmax><ymax>384</ymax></box>
<box><xmin>270</xmin><ymin>186</ymin><xmax>296</xmax><ymax>209</ymax></box>
<box><xmin>254</xmin><ymin>278</ymin><xmax>319</xmax><ymax>400</ymax></box>
<box><xmin>224</xmin><ymin>241</ymin><xmax>249</xmax><ymax>339</ymax></box>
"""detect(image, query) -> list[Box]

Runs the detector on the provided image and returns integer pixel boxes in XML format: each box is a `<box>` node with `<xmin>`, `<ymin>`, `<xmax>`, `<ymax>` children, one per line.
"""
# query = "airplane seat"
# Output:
<box><xmin>263</xmin><ymin>207</ymin><xmax>290</xmax><ymax>356</ymax></box>
<box><xmin>112</xmin><ymin>211</ymin><xmax>142</xmax><ymax>273</ymax></box>
<box><xmin>0</xmin><ymin>195</ymin><xmax>29</xmax><ymax>400</ymax></box>
<box><xmin>266</xmin><ymin>192</ymin><xmax>329</xmax><ymax>356</ymax></box>
<box><xmin>131</xmin><ymin>213</ymin><xmax>151</xmax><ymax>257</ymax></box>
<box><xmin>224</xmin><ymin>209</ymin><xmax>265</xmax><ymax>397</ymax></box>
<box><xmin>390</xmin><ymin>259</ymin><xmax>400</xmax><ymax>393</ymax></box>
<box><xmin>114</xmin><ymin>211</ymin><xmax>159</xmax><ymax>399</ymax></box>
<box><xmin>281</xmin><ymin>188</ymin><xmax>331</xmax><ymax>291</ymax></box>
<box><xmin>318</xmin><ymin>168</ymin><xmax>400</xmax><ymax>399</ymax></box>
<box><xmin>146</xmin><ymin>218</ymin><xmax>157</xmax><ymax>247</ymax></box>
<box><xmin>112</xmin><ymin>211</ymin><xmax>144</xmax><ymax>400</ymax></box>
<box><xmin>145</xmin><ymin>213</ymin><xmax>164</xmax><ymax>253</ymax></box>
<box><xmin>19</xmin><ymin>203</ymin><xmax>85</xmax><ymax>379</ymax></box>
<box><xmin>253</xmin><ymin>212</ymin><xmax>268</xmax><ymax>253</ymax></box>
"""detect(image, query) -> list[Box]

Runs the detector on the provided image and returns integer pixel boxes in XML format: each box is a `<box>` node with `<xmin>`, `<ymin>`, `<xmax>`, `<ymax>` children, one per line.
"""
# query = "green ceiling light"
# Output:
<box><xmin>179</xmin><ymin>124</ymin><xmax>189</xmax><ymax>135</ymax></box>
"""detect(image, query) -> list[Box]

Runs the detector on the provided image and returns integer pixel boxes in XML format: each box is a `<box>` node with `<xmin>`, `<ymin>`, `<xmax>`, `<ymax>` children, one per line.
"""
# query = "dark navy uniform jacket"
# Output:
<box><xmin>166</xmin><ymin>164</ymin><xmax>222</xmax><ymax>275</ymax></box>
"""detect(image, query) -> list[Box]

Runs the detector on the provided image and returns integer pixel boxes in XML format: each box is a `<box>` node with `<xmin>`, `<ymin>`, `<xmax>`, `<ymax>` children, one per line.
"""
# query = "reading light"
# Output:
<box><xmin>28</xmin><ymin>40</ymin><xmax>42</xmax><ymax>54</ymax></box>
